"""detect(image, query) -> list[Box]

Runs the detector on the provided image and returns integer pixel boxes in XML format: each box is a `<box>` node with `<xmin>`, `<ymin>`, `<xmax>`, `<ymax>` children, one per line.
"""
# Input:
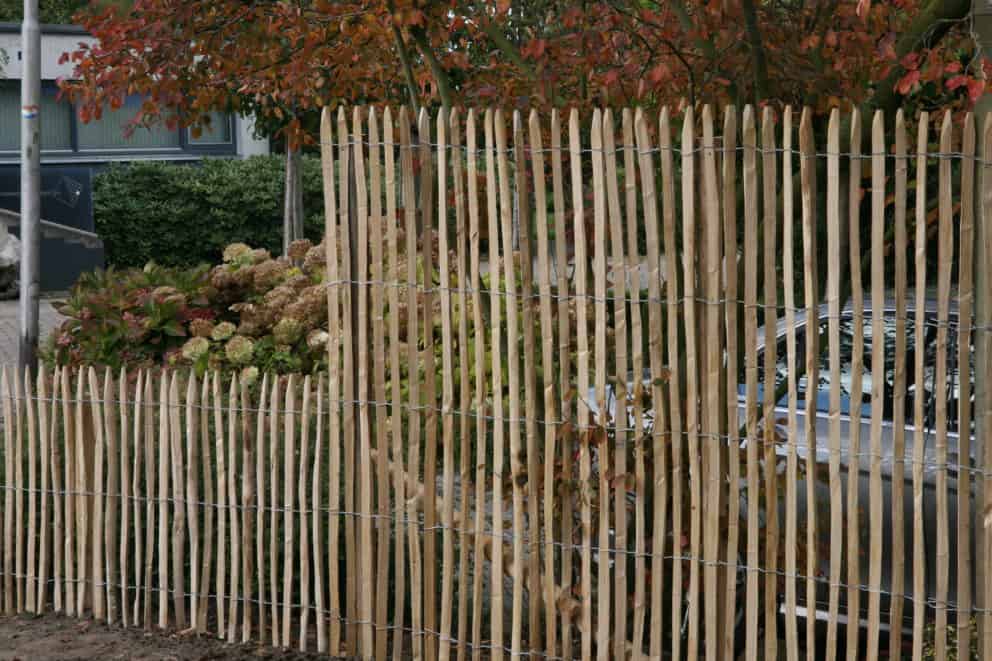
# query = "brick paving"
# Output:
<box><xmin>0</xmin><ymin>299</ymin><xmax>65</xmax><ymax>366</ymax></box>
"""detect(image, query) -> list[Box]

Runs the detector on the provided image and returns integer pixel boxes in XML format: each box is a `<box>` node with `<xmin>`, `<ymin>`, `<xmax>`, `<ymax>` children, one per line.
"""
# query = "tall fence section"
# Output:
<box><xmin>1</xmin><ymin>104</ymin><xmax>991</xmax><ymax>660</ymax></box>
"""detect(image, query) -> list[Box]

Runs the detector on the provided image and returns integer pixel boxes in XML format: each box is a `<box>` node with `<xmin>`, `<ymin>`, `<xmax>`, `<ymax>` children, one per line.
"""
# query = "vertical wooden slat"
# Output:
<box><xmin>569</xmin><ymin>106</ymin><xmax>591</xmax><ymax>661</ymax></box>
<box><xmin>117</xmin><ymin>367</ymin><xmax>128</xmax><ymax>627</ymax></box>
<box><xmin>283</xmin><ymin>374</ymin><xmax>296</xmax><ymax>647</ymax></box>
<box><xmin>169</xmin><ymin>372</ymin><xmax>187</xmax><ymax>630</ymax></box>
<box><xmin>401</xmin><ymin>105</ymin><xmax>423</xmax><ymax>661</ymax></box>
<box><xmin>623</xmin><ymin>108</ymin><xmax>647</xmax><ymax>661</ymax></box>
<box><xmin>955</xmin><ymin>111</ymin><xmax>975</xmax><ymax>660</ymax></box>
<box><xmin>438</xmin><ymin>106</ymin><xmax>457</xmax><ymax>661</ymax></box>
<box><xmin>23</xmin><ymin>368</ymin><xmax>36</xmax><ymax>614</ymax></box>
<box><xmin>15</xmin><ymin>367</ymin><xmax>25</xmax><ymax>613</ymax></box>
<box><xmin>975</xmin><ymin>114</ymin><xmax>992</xmax><ymax>659</ymax></box>
<box><xmin>934</xmin><ymin>110</ymin><xmax>954</xmax><ymax>661</ymax></box>
<box><xmin>722</xmin><ymin>106</ymin><xmax>740</xmax><ymax>661</ymax></box>
<box><xmin>520</xmin><ymin>119</ymin><xmax>543</xmax><ymax>655</ymax></box>
<box><xmin>369</xmin><ymin>106</ymin><xmax>390</xmax><ymax>661</ymax></box>
<box><xmin>25</xmin><ymin>369</ymin><xmax>37</xmax><ymax>614</ymax></box>
<box><xmin>452</xmin><ymin>107</ymin><xmax>472</xmax><ymax>661</ymax></box>
<box><xmin>742</xmin><ymin>105</ymin><xmax>760</xmax><ymax>661</ymax></box>
<box><xmin>866</xmin><ymin>110</ymin><xmax>886</xmax><ymax>660</ymax></box>
<box><xmin>104</xmin><ymin>368</ymin><xmax>120</xmax><ymax>622</ymax></box>
<box><xmin>659</xmin><ymin>106</ymin><xmax>684</xmax><ymax>661</ymax></box>
<box><xmin>255</xmin><ymin>374</ymin><xmax>269</xmax><ymax>642</ymax></box>
<box><xmin>185</xmin><ymin>373</ymin><xmax>199</xmax><ymax>631</ymax></box>
<box><xmin>38</xmin><ymin>367</ymin><xmax>51</xmax><ymax>615</ymax></box>
<box><xmin>50</xmin><ymin>368</ymin><xmax>64</xmax><ymax>614</ymax></box>
<box><xmin>782</xmin><ymin>105</ymin><xmax>799</xmax><ymax>661</ymax></box>
<box><xmin>128</xmin><ymin>370</ymin><xmax>145</xmax><ymax>627</ymax></box>
<box><xmin>215</xmin><ymin>371</ymin><xmax>227</xmax><ymax>637</ymax></box>
<box><xmin>419</xmin><ymin>107</ymin><xmax>439</xmax><ymax>661</ymax></box>
<box><xmin>142</xmin><ymin>372</ymin><xmax>154</xmax><ymax>628</ymax></box>
<box><xmin>890</xmin><ymin>109</ymin><xmax>909</xmax><ymax>658</ymax></box>
<box><xmin>635</xmin><ymin>108</ymin><xmax>666</xmax><ymax>660</ymax></box>
<box><xmin>981</xmin><ymin>113</ymin><xmax>992</xmax><ymax>661</ymax></box>
<box><xmin>90</xmin><ymin>367</ymin><xmax>105</xmax><ymax>620</ymax></box>
<box><xmin>299</xmin><ymin>376</ymin><xmax>312</xmax><ymax>651</ymax></box>
<box><xmin>62</xmin><ymin>367</ymin><xmax>76</xmax><ymax>617</ymax></box>
<box><xmin>75</xmin><ymin>367</ymin><xmax>88</xmax><ymax>616</ymax></box>
<box><xmin>680</xmin><ymin>105</ymin><xmax>701</xmax><ymax>661</ymax></box>
<box><xmin>320</xmin><ymin>104</ymin><xmax>341</xmax><ymax>654</ymax></box>
<box><xmin>241</xmin><ymin>373</ymin><xmax>255</xmax><ymax>643</ymax></box>
<box><xmin>383</xmin><ymin>106</ymin><xmax>404</xmax><ymax>661</ymax></box>
<box><xmin>496</xmin><ymin>107</ymin><xmax>525</xmax><ymax>658</ymax></box>
<box><xmin>530</xmin><ymin>107</ymin><xmax>557</xmax><ymax>659</ymax></box>
<box><xmin>911</xmin><ymin>112</ymin><xmax>929</xmax><ymax>661</ymax></box>
<box><xmin>104</xmin><ymin>368</ymin><xmax>119</xmax><ymax>622</ymax></box>
<box><xmin>466</xmin><ymin>108</ymin><xmax>487</xmax><ymax>661</ymax></box>
<box><xmin>603</xmin><ymin>108</ymin><xmax>629</xmax><ymax>661</ymax></box>
<box><xmin>591</xmin><ymin>107</ymin><xmax>611</xmax><ymax>661</ymax></box>
<box><xmin>823</xmin><ymin>107</ymin><xmax>842</xmax><ymax>659</ymax></box>
<box><xmin>759</xmin><ymin>108</ymin><xmax>778</xmax><ymax>661</ymax></box>
<box><xmin>224</xmin><ymin>373</ymin><xmax>238</xmax><ymax>640</ymax></box>
<box><xmin>338</xmin><ymin>105</ymin><xmax>357</xmax><ymax>655</ymax></box>
<box><xmin>485</xmin><ymin>107</ymin><xmax>505</xmax><ymax>661</ymax></box>
<box><xmin>846</xmin><ymin>108</ymin><xmax>865</xmax><ymax>661</ymax></box>
<box><xmin>197</xmin><ymin>373</ymin><xmax>213</xmax><ymax>632</ymax></box>
<box><xmin>553</xmin><ymin>109</ymin><xmax>574</xmax><ymax>660</ymax></box>
<box><xmin>701</xmin><ymin>104</ymin><xmax>722</xmax><ymax>661</ymax></box>
<box><xmin>516</xmin><ymin>109</ymin><xmax>542</xmax><ymax>658</ymax></box>
<box><xmin>312</xmin><ymin>375</ymin><xmax>327</xmax><ymax>653</ymax></box>
<box><xmin>800</xmin><ymin>107</ymin><xmax>820</xmax><ymax>661</ymax></box>
<box><xmin>353</xmin><ymin>106</ymin><xmax>375</xmax><ymax>659</ymax></box>
<box><xmin>156</xmin><ymin>371</ymin><xmax>169</xmax><ymax>629</ymax></box>
<box><xmin>268</xmin><ymin>376</ymin><xmax>281</xmax><ymax>646</ymax></box>
<box><xmin>1</xmin><ymin>367</ymin><xmax>11</xmax><ymax>615</ymax></box>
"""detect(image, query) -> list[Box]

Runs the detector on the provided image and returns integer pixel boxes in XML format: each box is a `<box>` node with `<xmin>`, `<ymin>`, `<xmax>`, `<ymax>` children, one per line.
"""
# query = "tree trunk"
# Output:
<box><xmin>283</xmin><ymin>144</ymin><xmax>304</xmax><ymax>255</ymax></box>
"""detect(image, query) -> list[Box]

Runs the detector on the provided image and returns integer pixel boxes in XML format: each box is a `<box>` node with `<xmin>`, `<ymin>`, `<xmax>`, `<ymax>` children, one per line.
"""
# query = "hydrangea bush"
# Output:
<box><xmin>45</xmin><ymin>240</ymin><xmax>331</xmax><ymax>377</ymax></box>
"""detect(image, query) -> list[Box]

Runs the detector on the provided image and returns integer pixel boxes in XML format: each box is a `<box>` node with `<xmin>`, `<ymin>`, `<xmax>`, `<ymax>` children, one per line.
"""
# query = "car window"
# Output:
<box><xmin>750</xmin><ymin>310</ymin><xmax>973</xmax><ymax>433</ymax></box>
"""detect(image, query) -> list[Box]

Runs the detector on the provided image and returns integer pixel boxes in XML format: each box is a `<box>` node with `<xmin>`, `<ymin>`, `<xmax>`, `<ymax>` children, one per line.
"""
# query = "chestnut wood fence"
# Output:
<box><xmin>1</xmin><ymin>104</ymin><xmax>990</xmax><ymax>661</ymax></box>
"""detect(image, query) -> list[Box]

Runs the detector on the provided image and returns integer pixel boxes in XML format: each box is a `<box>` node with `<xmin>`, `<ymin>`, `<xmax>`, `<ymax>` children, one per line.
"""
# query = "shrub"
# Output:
<box><xmin>94</xmin><ymin>155</ymin><xmax>325</xmax><ymax>269</ymax></box>
<box><xmin>44</xmin><ymin>240</ymin><xmax>330</xmax><ymax>376</ymax></box>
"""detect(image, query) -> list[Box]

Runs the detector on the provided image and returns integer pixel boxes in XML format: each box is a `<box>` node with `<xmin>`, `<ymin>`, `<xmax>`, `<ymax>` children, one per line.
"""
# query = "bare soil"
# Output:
<box><xmin>0</xmin><ymin>613</ymin><xmax>333</xmax><ymax>660</ymax></box>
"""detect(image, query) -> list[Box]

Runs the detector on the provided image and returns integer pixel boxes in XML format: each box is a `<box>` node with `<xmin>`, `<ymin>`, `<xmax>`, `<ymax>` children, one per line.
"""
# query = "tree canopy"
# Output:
<box><xmin>60</xmin><ymin>0</ymin><xmax>986</xmax><ymax>143</ymax></box>
<box><xmin>0</xmin><ymin>0</ymin><xmax>89</xmax><ymax>24</ymax></box>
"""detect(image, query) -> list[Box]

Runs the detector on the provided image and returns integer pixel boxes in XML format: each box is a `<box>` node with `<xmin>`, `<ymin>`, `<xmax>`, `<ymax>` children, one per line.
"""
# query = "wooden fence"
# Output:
<box><xmin>1</xmin><ymin>104</ymin><xmax>991</xmax><ymax>660</ymax></box>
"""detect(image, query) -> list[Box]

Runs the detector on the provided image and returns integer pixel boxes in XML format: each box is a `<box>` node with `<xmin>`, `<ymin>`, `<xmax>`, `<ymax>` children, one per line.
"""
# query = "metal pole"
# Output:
<box><xmin>18</xmin><ymin>0</ymin><xmax>41</xmax><ymax>370</ymax></box>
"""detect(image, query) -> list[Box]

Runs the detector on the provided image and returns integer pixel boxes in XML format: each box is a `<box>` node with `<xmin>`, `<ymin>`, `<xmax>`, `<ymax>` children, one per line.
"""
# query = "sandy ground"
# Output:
<box><xmin>0</xmin><ymin>613</ymin><xmax>332</xmax><ymax>660</ymax></box>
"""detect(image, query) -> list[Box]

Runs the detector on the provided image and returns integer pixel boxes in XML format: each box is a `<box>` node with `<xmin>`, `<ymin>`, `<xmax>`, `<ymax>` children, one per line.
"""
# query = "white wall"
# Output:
<box><xmin>0</xmin><ymin>30</ymin><xmax>91</xmax><ymax>80</ymax></box>
<box><xmin>236</xmin><ymin>113</ymin><xmax>269</xmax><ymax>158</ymax></box>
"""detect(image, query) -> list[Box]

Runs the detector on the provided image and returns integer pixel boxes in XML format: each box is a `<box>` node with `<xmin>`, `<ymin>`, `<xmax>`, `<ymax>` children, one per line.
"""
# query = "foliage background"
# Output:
<box><xmin>93</xmin><ymin>156</ymin><xmax>325</xmax><ymax>269</ymax></box>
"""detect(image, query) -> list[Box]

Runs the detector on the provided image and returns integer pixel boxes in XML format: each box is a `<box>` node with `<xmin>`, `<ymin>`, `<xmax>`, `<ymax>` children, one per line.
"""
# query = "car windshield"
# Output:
<box><xmin>744</xmin><ymin>311</ymin><xmax>974</xmax><ymax>433</ymax></box>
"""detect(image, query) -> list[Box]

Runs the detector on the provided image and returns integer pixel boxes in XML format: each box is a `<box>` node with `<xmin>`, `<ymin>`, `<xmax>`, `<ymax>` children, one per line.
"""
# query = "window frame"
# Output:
<box><xmin>0</xmin><ymin>81</ymin><xmax>238</xmax><ymax>159</ymax></box>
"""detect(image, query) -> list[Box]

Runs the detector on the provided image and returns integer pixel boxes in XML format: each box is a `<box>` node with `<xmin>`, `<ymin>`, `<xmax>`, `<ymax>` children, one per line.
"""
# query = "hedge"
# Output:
<box><xmin>94</xmin><ymin>155</ymin><xmax>325</xmax><ymax>269</ymax></box>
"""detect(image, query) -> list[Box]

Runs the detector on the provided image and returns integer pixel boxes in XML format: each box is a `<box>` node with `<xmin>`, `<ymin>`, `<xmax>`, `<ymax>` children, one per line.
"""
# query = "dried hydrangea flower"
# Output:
<box><xmin>181</xmin><ymin>336</ymin><xmax>210</xmax><ymax>361</ymax></box>
<box><xmin>189</xmin><ymin>318</ymin><xmax>215</xmax><ymax>339</ymax></box>
<box><xmin>288</xmin><ymin>239</ymin><xmax>313</xmax><ymax>261</ymax></box>
<box><xmin>306</xmin><ymin>329</ymin><xmax>329</xmax><ymax>350</ymax></box>
<box><xmin>225</xmin><ymin>335</ymin><xmax>255</xmax><ymax>364</ymax></box>
<box><xmin>273</xmin><ymin>317</ymin><xmax>303</xmax><ymax>345</ymax></box>
<box><xmin>251</xmin><ymin>248</ymin><xmax>272</xmax><ymax>264</ymax></box>
<box><xmin>212</xmin><ymin>321</ymin><xmax>237</xmax><ymax>341</ymax></box>
<box><xmin>223</xmin><ymin>242</ymin><xmax>252</xmax><ymax>263</ymax></box>
<box><xmin>241</xmin><ymin>366</ymin><xmax>260</xmax><ymax>386</ymax></box>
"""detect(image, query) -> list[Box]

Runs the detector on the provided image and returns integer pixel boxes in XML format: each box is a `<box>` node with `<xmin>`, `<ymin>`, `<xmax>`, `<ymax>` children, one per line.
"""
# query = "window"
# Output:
<box><xmin>188</xmin><ymin>111</ymin><xmax>233</xmax><ymax>145</ymax></box>
<box><xmin>77</xmin><ymin>95</ymin><xmax>180</xmax><ymax>150</ymax></box>
<box><xmin>750</xmin><ymin>309</ymin><xmax>974</xmax><ymax>434</ymax></box>
<box><xmin>0</xmin><ymin>81</ymin><xmax>73</xmax><ymax>151</ymax></box>
<box><xmin>0</xmin><ymin>83</ymin><xmax>235</xmax><ymax>156</ymax></box>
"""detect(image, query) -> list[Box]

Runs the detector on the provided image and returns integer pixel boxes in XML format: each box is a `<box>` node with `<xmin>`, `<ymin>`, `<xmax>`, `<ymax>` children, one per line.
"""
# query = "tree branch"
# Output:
<box><xmin>741</xmin><ymin>0</ymin><xmax>771</xmax><ymax>103</ymax></box>
<box><xmin>409</xmin><ymin>26</ymin><xmax>453</xmax><ymax>110</ymax></box>
<box><xmin>392</xmin><ymin>23</ymin><xmax>421</xmax><ymax>116</ymax></box>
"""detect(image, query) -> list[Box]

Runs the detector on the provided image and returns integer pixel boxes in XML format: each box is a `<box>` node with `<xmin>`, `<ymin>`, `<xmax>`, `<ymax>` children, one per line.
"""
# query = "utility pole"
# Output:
<box><xmin>18</xmin><ymin>0</ymin><xmax>41</xmax><ymax>370</ymax></box>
